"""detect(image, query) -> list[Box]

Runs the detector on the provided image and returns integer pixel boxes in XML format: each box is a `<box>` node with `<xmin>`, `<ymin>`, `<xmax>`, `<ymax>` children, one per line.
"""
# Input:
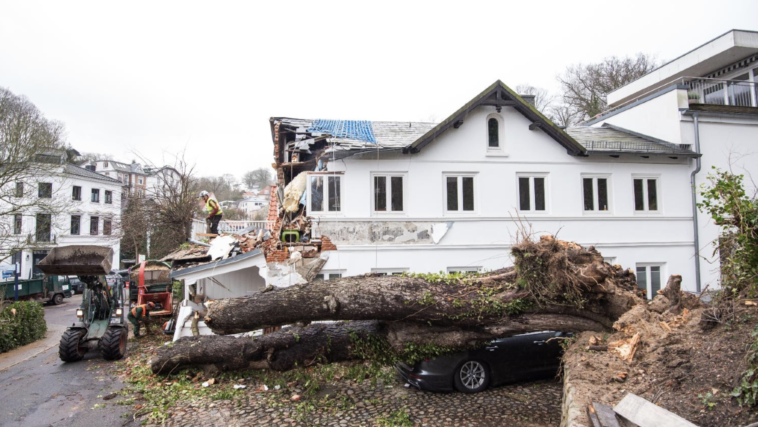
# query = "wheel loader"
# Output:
<box><xmin>37</xmin><ymin>245</ymin><xmax>128</xmax><ymax>362</ymax></box>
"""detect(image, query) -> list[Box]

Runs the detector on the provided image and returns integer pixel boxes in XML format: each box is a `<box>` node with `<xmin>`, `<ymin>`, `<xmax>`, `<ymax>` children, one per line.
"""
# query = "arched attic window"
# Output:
<box><xmin>487</xmin><ymin>115</ymin><xmax>502</xmax><ymax>148</ymax></box>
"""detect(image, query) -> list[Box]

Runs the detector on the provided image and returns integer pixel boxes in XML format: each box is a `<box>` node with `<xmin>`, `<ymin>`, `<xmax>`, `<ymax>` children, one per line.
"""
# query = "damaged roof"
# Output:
<box><xmin>273</xmin><ymin>117</ymin><xmax>437</xmax><ymax>154</ymax></box>
<box><xmin>567</xmin><ymin>124</ymin><xmax>700</xmax><ymax>157</ymax></box>
<box><xmin>271</xmin><ymin>81</ymin><xmax>586</xmax><ymax>158</ymax></box>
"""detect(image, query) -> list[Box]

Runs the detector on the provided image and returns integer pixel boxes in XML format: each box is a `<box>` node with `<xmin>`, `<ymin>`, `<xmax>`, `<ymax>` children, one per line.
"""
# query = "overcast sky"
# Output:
<box><xmin>1</xmin><ymin>0</ymin><xmax>756</xmax><ymax>180</ymax></box>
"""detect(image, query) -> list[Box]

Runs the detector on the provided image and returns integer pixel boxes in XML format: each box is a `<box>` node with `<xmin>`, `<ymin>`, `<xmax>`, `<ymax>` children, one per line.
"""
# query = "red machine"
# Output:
<box><xmin>134</xmin><ymin>260</ymin><xmax>173</xmax><ymax>317</ymax></box>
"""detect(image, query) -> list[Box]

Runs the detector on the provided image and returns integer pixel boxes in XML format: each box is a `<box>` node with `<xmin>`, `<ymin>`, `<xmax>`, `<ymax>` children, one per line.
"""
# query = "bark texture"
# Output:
<box><xmin>153</xmin><ymin>235</ymin><xmax>643</xmax><ymax>374</ymax></box>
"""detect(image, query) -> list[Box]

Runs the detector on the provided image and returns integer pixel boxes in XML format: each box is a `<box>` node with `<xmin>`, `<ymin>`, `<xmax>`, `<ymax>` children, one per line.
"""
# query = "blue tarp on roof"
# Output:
<box><xmin>308</xmin><ymin>119</ymin><xmax>377</xmax><ymax>144</ymax></box>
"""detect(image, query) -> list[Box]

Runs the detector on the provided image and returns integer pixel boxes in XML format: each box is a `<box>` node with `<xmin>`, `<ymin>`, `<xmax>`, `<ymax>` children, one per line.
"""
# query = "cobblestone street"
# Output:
<box><xmin>158</xmin><ymin>377</ymin><xmax>562</xmax><ymax>427</ymax></box>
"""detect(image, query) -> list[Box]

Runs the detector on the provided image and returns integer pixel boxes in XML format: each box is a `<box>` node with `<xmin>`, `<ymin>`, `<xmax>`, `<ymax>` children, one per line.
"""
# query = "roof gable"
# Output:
<box><xmin>405</xmin><ymin>81</ymin><xmax>586</xmax><ymax>156</ymax></box>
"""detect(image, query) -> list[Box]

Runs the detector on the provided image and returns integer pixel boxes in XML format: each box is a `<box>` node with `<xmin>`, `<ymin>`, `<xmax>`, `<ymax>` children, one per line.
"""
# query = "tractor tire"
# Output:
<box><xmin>99</xmin><ymin>326</ymin><xmax>127</xmax><ymax>361</ymax></box>
<box><xmin>59</xmin><ymin>329</ymin><xmax>87</xmax><ymax>362</ymax></box>
<box><xmin>52</xmin><ymin>293</ymin><xmax>64</xmax><ymax>305</ymax></box>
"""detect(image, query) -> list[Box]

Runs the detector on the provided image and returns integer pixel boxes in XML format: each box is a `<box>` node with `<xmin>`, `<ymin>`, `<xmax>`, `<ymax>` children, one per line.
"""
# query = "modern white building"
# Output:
<box><xmin>1</xmin><ymin>161</ymin><xmax>122</xmax><ymax>279</ymax></box>
<box><xmin>587</xmin><ymin>29</ymin><xmax>758</xmax><ymax>294</ymax></box>
<box><xmin>266</xmin><ymin>29</ymin><xmax>757</xmax><ymax>298</ymax></box>
<box><xmin>237</xmin><ymin>196</ymin><xmax>268</xmax><ymax>214</ymax></box>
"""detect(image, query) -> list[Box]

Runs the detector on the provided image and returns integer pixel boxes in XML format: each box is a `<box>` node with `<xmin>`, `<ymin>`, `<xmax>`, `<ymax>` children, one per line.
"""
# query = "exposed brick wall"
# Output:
<box><xmin>266</xmin><ymin>249</ymin><xmax>289</xmax><ymax>263</ymax></box>
<box><xmin>321</xmin><ymin>236</ymin><xmax>337</xmax><ymax>252</ymax></box>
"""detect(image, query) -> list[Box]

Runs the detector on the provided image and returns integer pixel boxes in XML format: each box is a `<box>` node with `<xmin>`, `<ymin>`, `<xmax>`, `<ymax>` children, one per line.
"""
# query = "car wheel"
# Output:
<box><xmin>454</xmin><ymin>360</ymin><xmax>490</xmax><ymax>393</ymax></box>
<box><xmin>52</xmin><ymin>293</ymin><xmax>64</xmax><ymax>305</ymax></box>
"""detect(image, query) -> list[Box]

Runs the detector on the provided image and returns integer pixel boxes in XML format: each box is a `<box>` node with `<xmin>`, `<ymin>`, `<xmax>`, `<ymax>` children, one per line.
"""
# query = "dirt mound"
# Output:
<box><xmin>563</xmin><ymin>290</ymin><xmax>758</xmax><ymax>427</ymax></box>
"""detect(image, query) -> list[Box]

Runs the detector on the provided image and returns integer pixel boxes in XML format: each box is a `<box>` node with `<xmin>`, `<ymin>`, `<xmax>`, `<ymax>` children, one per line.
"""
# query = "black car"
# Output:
<box><xmin>396</xmin><ymin>331</ymin><xmax>571</xmax><ymax>393</ymax></box>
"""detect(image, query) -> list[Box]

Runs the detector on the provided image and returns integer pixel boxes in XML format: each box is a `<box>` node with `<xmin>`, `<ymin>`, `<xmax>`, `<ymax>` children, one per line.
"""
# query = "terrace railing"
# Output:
<box><xmin>191</xmin><ymin>219</ymin><xmax>274</xmax><ymax>240</ymax></box>
<box><xmin>685</xmin><ymin>77</ymin><xmax>757</xmax><ymax>107</ymax></box>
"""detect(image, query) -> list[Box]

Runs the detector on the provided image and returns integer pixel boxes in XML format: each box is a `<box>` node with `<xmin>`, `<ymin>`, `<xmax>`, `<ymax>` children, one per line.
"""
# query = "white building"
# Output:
<box><xmin>237</xmin><ymin>196</ymin><xmax>268</xmax><ymax>214</ymax></box>
<box><xmin>1</xmin><ymin>162</ymin><xmax>122</xmax><ymax>279</ymax></box>
<box><xmin>588</xmin><ymin>29</ymin><xmax>758</xmax><ymax>293</ymax></box>
<box><xmin>267</xmin><ymin>29</ymin><xmax>758</xmax><ymax>298</ymax></box>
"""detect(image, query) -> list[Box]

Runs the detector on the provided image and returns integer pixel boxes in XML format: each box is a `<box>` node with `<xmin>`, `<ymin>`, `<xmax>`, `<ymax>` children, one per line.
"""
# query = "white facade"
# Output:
<box><xmin>0</xmin><ymin>164</ymin><xmax>122</xmax><ymax>279</ymax></box>
<box><xmin>590</xmin><ymin>29</ymin><xmax>758</xmax><ymax>293</ymax></box>
<box><xmin>303</xmin><ymin>106</ymin><xmax>697</xmax><ymax>296</ymax></box>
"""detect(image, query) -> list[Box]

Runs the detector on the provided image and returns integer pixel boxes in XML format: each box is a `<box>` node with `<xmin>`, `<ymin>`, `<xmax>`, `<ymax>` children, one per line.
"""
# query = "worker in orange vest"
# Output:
<box><xmin>128</xmin><ymin>301</ymin><xmax>155</xmax><ymax>337</ymax></box>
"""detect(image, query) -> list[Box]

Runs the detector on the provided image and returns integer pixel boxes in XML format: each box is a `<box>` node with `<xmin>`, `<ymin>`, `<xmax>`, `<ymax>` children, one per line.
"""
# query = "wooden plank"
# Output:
<box><xmin>593</xmin><ymin>402</ymin><xmax>623</xmax><ymax>427</ymax></box>
<box><xmin>586</xmin><ymin>405</ymin><xmax>602</xmax><ymax>427</ymax></box>
<box><xmin>614</xmin><ymin>393</ymin><xmax>697</xmax><ymax>427</ymax></box>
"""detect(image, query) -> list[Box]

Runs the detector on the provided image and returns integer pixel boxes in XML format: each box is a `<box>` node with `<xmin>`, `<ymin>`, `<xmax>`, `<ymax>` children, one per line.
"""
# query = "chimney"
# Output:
<box><xmin>520</xmin><ymin>94</ymin><xmax>536</xmax><ymax>107</ymax></box>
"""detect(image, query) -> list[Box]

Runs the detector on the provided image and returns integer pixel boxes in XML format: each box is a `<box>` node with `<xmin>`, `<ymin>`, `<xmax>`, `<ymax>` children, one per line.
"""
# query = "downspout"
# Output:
<box><xmin>690</xmin><ymin>112</ymin><xmax>702</xmax><ymax>292</ymax></box>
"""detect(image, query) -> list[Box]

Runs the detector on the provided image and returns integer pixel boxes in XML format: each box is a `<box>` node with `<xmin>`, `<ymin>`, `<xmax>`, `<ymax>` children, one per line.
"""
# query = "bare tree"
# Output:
<box><xmin>120</xmin><ymin>152</ymin><xmax>198</xmax><ymax>260</ymax></box>
<box><xmin>242</xmin><ymin>167</ymin><xmax>274</xmax><ymax>190</ymax></box>
<box><xmin>515</xmin><ymin>84</ymin><xmax>556</xmax><ymax>114</ymax></box>
<box><xmin>0</xmin><ymin>87</ymin><xmax>69</xmax><ymax>263</ymax></box>
<box><xmin>548</xmin><ymin>103</ymin><xmax>582</xmax><ymax>128</ymax></box>
<box><xmin>197</xmin><ymin>176</ymin><xmax>242</xmax><ymax>201</ymax></box>
<box><xmin>557</xmin><ymin>53</ymin><xmax>657</xmax><ymax>122</ymax></box>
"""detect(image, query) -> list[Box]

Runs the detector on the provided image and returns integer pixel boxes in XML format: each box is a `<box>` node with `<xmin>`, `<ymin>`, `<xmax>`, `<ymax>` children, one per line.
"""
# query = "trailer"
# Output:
<box><xmin>131</xmin><ymin>261</ymin><xmax>173</xmax><ymax>317</ymax></box>
<box><xmin>1</xmin><ymin>275</ymin><xmax>72</xmax><ymax>305</ymax></box>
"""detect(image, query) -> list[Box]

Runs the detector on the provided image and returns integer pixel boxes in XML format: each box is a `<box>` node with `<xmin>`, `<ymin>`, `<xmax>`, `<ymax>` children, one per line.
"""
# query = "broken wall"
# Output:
<box><xmin>311</xmin><ymin>221</ymin><xmax>451</xmax><ymax>245</ymax></box>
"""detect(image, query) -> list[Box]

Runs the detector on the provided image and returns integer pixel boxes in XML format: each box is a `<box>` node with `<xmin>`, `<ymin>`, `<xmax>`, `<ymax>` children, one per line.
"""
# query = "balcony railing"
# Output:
<box><xmin>191</xmin><ymin>219</ymin><xmax>275</xmax><ymax>240</ymax></box>
<box><xmin>684</xmin><ymin>76</ymin><xmax>757</xmax><ymax>108</ymax></box>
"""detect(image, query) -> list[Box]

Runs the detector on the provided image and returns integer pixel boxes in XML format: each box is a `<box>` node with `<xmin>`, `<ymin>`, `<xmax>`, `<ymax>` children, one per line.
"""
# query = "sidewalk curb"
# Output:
<box><xmin>0</xmin><ymin>325</ymin><xmax>67</xmax><ymax>372</ymax></box>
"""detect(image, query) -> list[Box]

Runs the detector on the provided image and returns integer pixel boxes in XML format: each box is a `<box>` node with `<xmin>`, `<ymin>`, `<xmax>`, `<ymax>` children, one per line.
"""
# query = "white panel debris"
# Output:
<box><xmin>431</xmin><ymin>222</ymin><xmax>452</xmax><ymax>244</ymax></box>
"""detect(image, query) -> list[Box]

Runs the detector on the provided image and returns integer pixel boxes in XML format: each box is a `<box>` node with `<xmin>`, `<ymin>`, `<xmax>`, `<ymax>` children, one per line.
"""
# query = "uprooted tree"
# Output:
<box><xmin>152</xmin><ymin>235</ymin><xmax>642</xmax><ymax>375</ymax></box>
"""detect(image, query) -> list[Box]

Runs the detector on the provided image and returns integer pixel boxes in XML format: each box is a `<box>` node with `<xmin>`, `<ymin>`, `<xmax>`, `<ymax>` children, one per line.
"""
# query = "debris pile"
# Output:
<box><xmin>563</xmin><ymin>275</ymin><xmax>758</xmax><ymax>427</ymax></box>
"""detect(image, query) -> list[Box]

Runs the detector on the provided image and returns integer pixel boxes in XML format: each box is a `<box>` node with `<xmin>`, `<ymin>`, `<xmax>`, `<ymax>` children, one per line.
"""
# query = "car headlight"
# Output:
<box><xmin>115</xmin><ymin>308</ymin><xmax>123</xmax><ymax>316</ymax></box>
<box><xmin>76</xmin><ymin>309</ymin><xmax>84</xmax><ymax>318</ymax></box>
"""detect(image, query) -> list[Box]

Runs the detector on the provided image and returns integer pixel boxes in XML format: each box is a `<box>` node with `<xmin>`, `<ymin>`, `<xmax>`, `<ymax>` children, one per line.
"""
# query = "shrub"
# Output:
<box><xmin>0</xmin><ymin>301</ymin><xmax>47</xmax><ymax>353</ymax></box>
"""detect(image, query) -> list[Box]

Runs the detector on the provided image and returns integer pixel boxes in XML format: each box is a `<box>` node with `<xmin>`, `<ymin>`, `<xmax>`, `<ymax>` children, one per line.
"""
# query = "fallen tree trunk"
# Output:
<box><xmin>153</xmin><ymin>235</ymin><xmax>642</xmax><ymax>374</ymax></box>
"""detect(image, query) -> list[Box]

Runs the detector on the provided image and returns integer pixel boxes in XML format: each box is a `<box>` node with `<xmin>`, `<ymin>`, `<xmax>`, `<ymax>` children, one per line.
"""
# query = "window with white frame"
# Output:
<box><xmin>633</xmin><ymin>177</ymin><xmax>659</xmax><ymax>212</ymax></box>
<box><xmin>444</xmin><ymin>174</ymin><xmax>475</xmax><ymax>212</ymax></box>
<box><xmin>314</xmin><ymin>271</ymin><xmax>344</xmax><ymax>282</ymax></box>
<box><xmin>603</xmin><ymin>256</ymin><xmax>617</xmax><ymax>265</ymax></box>
<box><xmin>373</xmin><ymin>174</ymin><xmax>404</xmax><ymax>213</ymax></box>
<box><xmin>636</xmin><ymin>263</ymin><xmax>663</xmax><ymax>300</ymax></box>
<box><xmin>309</xmin><ymin>174</ymin><xmax>342</xmax><ymax>213</ymax></box>
<box><xmin>582</xmin><ymin>175</ymin><xmax>610</xmax><ymax>212</ymax></box>
<box><xmin>371</xmin><ymin>268</ymin><xmax>408</xmax><ymax>276</ymax></box>
<box><xmin>518</xmin><ymin>174</ymin><xmax>547</xmax><ymax>212</ymax></box>
<box><xmin>447</xmin><ymin>267</ymin><xmax>481</xmax><ymax>274</ymax></box>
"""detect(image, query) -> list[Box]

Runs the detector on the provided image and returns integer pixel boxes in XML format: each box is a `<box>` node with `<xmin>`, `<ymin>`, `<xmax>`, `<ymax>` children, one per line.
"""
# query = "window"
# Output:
<box><xmin>636</xmin><ymin>264</ymin><xmax>663</xmax><ymax>300</ymax></box>
<box><xmin>373</xmin><ymin>174</ymin><xmax>404</xmax><ymax>213</ymax></box>
<box><xmin>13</xmin><ymin>214</ymin><xmax>22</xmax><ymax>235</ymax></box>
<box><xmin>488</xmin><ymin>118</ymin><xmax>499</xmax><ymax>148</ymax></box>
<box><xmin>72</xmin><ymin>186</ymin><xmax>82</xmax><ymax>201</ymax></box>
<box><xmin>137</xmin><ymin>189</ymin><xmax>143</xmax><ymax>197</ymax></box>
<box><xmin>445</xmin><ymin>174</ymin><xmax>475</xmax><ymax>212</ymax></box>
<box><xmin>518</xmin><ymin>175</ymin><xmax>547</xmax><ymax>212</ymax></box>
<box><xmin>603</xmin><ymin>257</ymin><xmax>617</xmax><ymax>265</ymax></box>
<box><xmin>15</xmin><ymin>182</ymin><xmax>23</xmax><ymax>197</ymax></box>
<box><xmin>90</xmin><ymin>216</ymin><xmax>99</xmax><ymax>235</ymax></box>
<box><xmin>582</xmin><ymin>176</ymin><xmax>610</xmax><ymax>212</ymax></box>
<box><xmin>103</xmin><ymin>219</ymin><xmax>112</xmax><ymax>236</ymax></box>
<box><xmin>314</xmin><ymin>271</ymin><xmax>344</xmax><ymax>282</ymax></box>
<box><xmin>104</xmin><ymin>161</ymin><xmax>109</xmax><ymax>167</ymax></box>
<box><xmin>38</xmin><ymin>183</ymin><xmax>52</xmax><ymax>198</ymax></box>
<box><xmin>35</xmin><ymin>214</ymin><xmax>51</xmax><ymax>242</ymax></box>
<box><xmin>138</xmin><ymin>177</ymin><xmax>143</xmax><ymax>185</ymax></box>
<box><xmin>309</xmin><ymin>174</ymin><xmax>341</xmax><ymax>213</ymax></box>
<box><xmin>371</xmin><ymin>268</ymin><xmax>408</xmax><ymax>276</ymax></box>
<box><xmin>91</xmin><ymin>189</ymin><xmax>100</xmax><ymax>203</ymax></box>
<box><xmin>71</xmin><ymin>215</ymin><xmax>80</xmax><ymax>235</ymax></box>
<box><xmin>105</xmin><ymin>190</ymin><xmax>113</xmax><ymax>204</ymax></box>
<box><xmin>447</xmin><ymin>267</ymin><xmax>480</xmax><ymax>274</ymax></box>
<box><xmin>633</xmin><ymin>177</ymin><xmax>659</xmax><ymax>211</ymax></box>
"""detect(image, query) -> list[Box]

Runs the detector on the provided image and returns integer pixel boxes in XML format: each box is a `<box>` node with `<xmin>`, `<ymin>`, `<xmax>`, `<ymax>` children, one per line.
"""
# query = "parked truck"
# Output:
<box><xmin>0</xmin><ymin>275</ymin><xmax>72</xmax><ymax>305</ymax></box>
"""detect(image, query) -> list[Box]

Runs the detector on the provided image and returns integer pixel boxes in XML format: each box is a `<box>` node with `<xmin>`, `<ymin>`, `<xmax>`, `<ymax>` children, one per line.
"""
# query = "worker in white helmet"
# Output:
<box><xmin>199</xmin><ymin>190</ymin><xmax>223</xmax><ymax>235</ymax></box>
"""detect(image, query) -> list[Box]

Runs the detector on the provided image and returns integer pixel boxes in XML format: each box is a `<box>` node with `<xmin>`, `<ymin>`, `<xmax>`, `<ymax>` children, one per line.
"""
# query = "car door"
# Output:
<box><xmin>478</xmin><ymin>335</ymin><xmax>533</xmax><ymax>385</ymax></box>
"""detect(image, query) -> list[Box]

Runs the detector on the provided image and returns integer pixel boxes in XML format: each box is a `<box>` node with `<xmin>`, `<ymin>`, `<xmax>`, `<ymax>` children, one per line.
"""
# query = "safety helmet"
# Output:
<box><xmin>198</xmin><ymin>190</ymin><xmax>209</xmax><ymax>198</ymax></box>
<box><xmin>147</xmin><ymin>301</ymin><xmax>156</xmax><ymax>308</ymax></box>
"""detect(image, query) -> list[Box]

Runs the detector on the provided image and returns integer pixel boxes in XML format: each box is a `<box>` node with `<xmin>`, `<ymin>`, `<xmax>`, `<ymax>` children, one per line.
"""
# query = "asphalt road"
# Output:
<box><xmin>0</xmin><ymin>295</ymin><xmax>133</xmax><ymax>427</ymax></box>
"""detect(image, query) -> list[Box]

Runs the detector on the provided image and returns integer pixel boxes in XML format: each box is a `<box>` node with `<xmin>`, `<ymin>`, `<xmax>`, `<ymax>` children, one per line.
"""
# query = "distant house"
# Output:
<box><xmin>238</xmin><ymin>196</ymin><xmax>268</xmax><ymax>213</ymax></box>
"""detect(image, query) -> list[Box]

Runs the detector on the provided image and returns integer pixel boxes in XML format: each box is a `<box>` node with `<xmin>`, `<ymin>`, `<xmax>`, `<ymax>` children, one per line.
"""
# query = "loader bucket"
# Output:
<box><xmin>37</xmin><ymin>246</ymin><xmax>113</xmax><ymax>276</ymax></box>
